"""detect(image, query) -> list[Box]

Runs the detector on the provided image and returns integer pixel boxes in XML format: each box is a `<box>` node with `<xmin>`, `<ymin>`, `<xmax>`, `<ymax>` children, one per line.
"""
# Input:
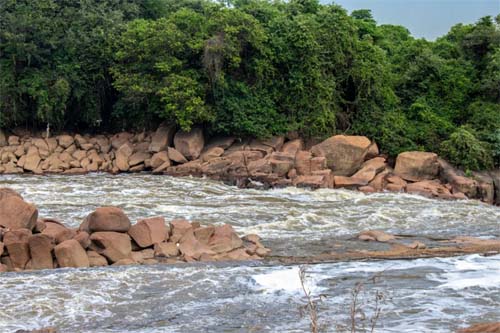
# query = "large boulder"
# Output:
<box><xmin>310</xmin><ymin>135</ymin><xmax>371</xmax><ymax>176</ymax></box>
<box><xmin>150</xmin><ymin>151</ymin><xmax>171</xmax><ymax>169</ymax></box>
<box><xmin>57</xmin><ymin>135</ymin><xmax>74</xmax><ymax>149</ymax></box>
<box><xmin>173</xmin><ymin>128</ymin><xmax>204</xmax><ymax>160</ymax></box>
<box><xmin>0</xmin><ymin>187</ymin><xmax>23</xmax><ymax>201</ymax></box>
<box><xmin>115</xmin><ymin>143</ymin><xmax>133</xmax><ymax>171</ymax></box>
<box><xmin>86</xmin><ymin>207</ymin><xmax>131</xmax><ymax>232</ymax></box>
<box><xmin>28</xmin><ymin>234</ymin><xmax>55</xmax><ymax>270</ymax></box>
<box><xmin>128</xmin><ymin>217</ymin><xmax>168</xmax><ymax>248</ymax></box>
<box><xmin>24</xmin><ymin>147</ymin><xmax>41</xmax><ymax>172</ymax></box>
<box><xmin>3</xmin><ymin>229</ymin><xmax>31</xmax><ymax>269</ymax></box>
<box><xmin>41</xmin><ymin>220</ymin><xmax>75</xmax><ymax>244</ymax></box>
<box><xmin>149</xmin><ymin>124</ymin><xmax>175</xmax><ymax>153</ymax></box>
<box><xmin>54</xmin><ymin>239</ymin><xmax>89</xmax><ymax>268</ymax></box>
<box><xmin>208</xmin><ymin>224</ymin><xmax>243</xmax><ymax>254</ymax></box>
<box><xmin>90</xmin><ymin>231</ymin><xmax>132</xmax><ymax>263</ymax></box>
<box><xmin>394</xmin><ymin>151</ymin><xmax>439</xmax><ymax>182</ymax></box>
<box><xmin>0</xmin><ymin>195</ymin><xmax>38</xmax><ymax>230</ymax></box>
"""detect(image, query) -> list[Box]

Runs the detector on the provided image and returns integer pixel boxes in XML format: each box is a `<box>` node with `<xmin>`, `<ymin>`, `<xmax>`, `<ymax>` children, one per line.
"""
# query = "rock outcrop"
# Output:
<box><xmin>0</xmin><ymin>193</ymin><xmax>271</xmax><ymax>273</ymax></box>
<box><xmin>0</xmin><ymin>127</ymin><xmax>498</xmax><ymax>205</ymax></box>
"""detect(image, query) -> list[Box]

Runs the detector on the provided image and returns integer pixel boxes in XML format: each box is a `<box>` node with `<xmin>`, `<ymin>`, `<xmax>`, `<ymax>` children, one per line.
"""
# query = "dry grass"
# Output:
<box><xmin>299</xmin><ymin>265</ymin><xmax>386</xmax><ymax>333</ymax></box>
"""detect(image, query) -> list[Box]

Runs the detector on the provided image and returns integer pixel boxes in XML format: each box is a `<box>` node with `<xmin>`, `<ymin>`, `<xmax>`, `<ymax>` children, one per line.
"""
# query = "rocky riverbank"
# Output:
<box><xmin>0</xmin><ymin>126</ymin><xmax>499</xmax><ymax>205</ymax></box>
<box><xmin>0</xmin><ymin>188</ymin><xmax>270</xmax><ymax>273</ymax></box>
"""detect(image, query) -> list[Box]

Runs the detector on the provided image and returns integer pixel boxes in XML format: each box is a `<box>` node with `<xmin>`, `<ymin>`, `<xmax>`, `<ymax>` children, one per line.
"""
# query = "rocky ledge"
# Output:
<box><xmin>0</xmin><ymin>126</ymin><xmax>499</xmax><ymax>205</ymax></box>
<box><xmin>0</xmin><ymin>188</ymin><xmax>270</xmax><ymax>273</ymax></box>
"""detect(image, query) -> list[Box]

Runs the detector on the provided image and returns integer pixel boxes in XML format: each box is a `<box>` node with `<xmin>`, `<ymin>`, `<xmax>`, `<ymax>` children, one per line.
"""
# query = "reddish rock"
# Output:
<box><xmin>3</xmin><ymin>229</ymin><xmax>31</xmax><ymax>269</ymax></box>
<box><xmin>154</xmin><ymin>242</ymin><xmax>179</xmax><ymax>257</ymax></box>
<box><xmin>115</xmin><ymin>143</ymin><xmax>133</xmax><ymax>172</ymax></box>
<box><xmin>358</xmin><ymin>230</ymin><xmax>396</xmax><ymax>242</ymax></box>
<box><xmin>173</xmin><ymin>128</ymin><xmax>204</xmax><ymax>160</ymax></box>
<box><xmin>281</xmin><ymin>139</ymin><xmax>304</xmax><ymax>155</ymax></box>
<box><xmin>149</xmin><ymin>125</ymin><xmax>175</xmax><ymax>153</ymax></box>
<box><xmin>394</xmin><ymin>151</ymin><xmax>439</xmax><ymax>182</ymax></box>
<box><xmin>194</xmin><ymin>225</ymin><xmax>216</xmax><ymax>244</ymax></box>
<box><xmin>295</xmin><ymin>151</ymin><xmax>313</xmax><ymax>175</ymax></box>
<box><xmin>334</xmin><ymin>176</ymin><xmax>367</xmax><ymax>188</ymax></box>
<box><xmin>0</xmin><ymin>187</ymin><xmax>23</xmax><ymax>201</ymax></box>
<box><xmin>311</xmin><ymin>135</ymin><xmax>372</xmax><ymax>176</ymax></box>
<box><xmin>406</xmin><ymin>180</ymin><xmax>452</xmax><ymax>198</ymax></box>
<box><xmin>365</xmin><ymin>142</ymin><xmax>379</xmax><ymax>160</ymax></box>
<box><xmin>170</xmin><ymin>219</ymin><xmax>193</xmax><ymax>243</ymax></box>
<box><xmin>205</xmin><ymin>136</ymin><xmax>235</xmax><ymax>150</ymax></box>
<box><xmin>201</xmin><ymin>146</ymin><xmax>224</xmax><ymax>162</ymax></box>
<box><xmin>89</xmin><ymin>231</ymin><xmax>132</xmax><ymax>263</ymax></box>
<box><xmin>57</xmin><ymin>135</ymin><xmax>74</xmax><ymax>149</ymax></box>
<box><xmin>359</xmin><ymin>185</ymin><xmax>376</xmax><ymax>193</ymax></box>
<box><xmin>179</xmin><ymin>232</ymin><xmax>215</xmax><ymax>260</ymax></box>
<box><xmin>87</xmin><ymin>250</ymin><xmax>108</xmax><ymax>267</ymax></box>
<box><xmin>293</xmin><ymin>174</ymin><xmax>330</xmax><ymax>189</ymax></box>
<box><xmin>0</xmin><ymin>195</ymin><xmax>38</xmax><ymax>230</ymax></box>
<box><xmin>28</xmin><ymin>234</ymin><xmax>54</xmax><ymax>270</ymax></box>
<box><xmin>458</xmin><ymin>322</ymin><xmax>500</xmax><ymax>333</ymax></box>
<box><xmin>150</xmin><ymin>151</ymin><xmax>170</xmax><ymax>169</ymax></box>
<box><xmin>209</xmin><ymin>224</ymin><xmax>243</xmax><ymax>254</ymax></box>
<box><xmin>54</xmin><ymin>239</ymin><xmax>89</xmax><ymax>268</ymax></box>
<box><xmin>128</xmin><ymin>216</ymin><xmax>168</xmax><ymax>248</ymax></box>
<box><xmin>128</xmin><ymin>152</ymin><xmax>150</xmax><ymax>167</ymax></box>
<box><xmin>42</xmin><ymin>221</ymin><xmax>75</xmax><ymax>244</ymax></box>
<box><xmin>112</xmin><ymin>258</ymin><xmax>137</xmax><ymax>266</ymax></box>
<box><xmin>74</xmin><ymin>231</ymin><xmax>90</xmax><ymax>249</ymax></box>
<box><xmin>167</xmin><ymin>147</ymin><xmax>188</xmax><ymax>164</ymax></box>
<box><xmin>87</xmin><ymin>207</ymin><xmax>131</xmax><ymax>232</ymax></box>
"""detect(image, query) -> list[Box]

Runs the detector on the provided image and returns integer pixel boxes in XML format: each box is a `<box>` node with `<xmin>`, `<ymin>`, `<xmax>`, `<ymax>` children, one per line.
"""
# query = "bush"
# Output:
<box><xmin>440</xmin><ymin>127</ymin><xmax>494</xmax><ymax>171</ymax></box>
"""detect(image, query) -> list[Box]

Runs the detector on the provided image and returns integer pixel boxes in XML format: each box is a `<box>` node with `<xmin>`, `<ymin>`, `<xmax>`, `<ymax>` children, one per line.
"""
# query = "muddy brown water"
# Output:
<box><xmin>0</xmin><ymin>174</ymin><xmax>499</xmax><ymax>332</ymax></box>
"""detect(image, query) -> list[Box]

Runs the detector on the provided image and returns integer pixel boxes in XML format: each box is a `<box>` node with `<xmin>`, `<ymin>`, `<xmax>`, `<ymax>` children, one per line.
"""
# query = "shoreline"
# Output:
<box><xmin>1</xmin><ymin>126</ymin><xmax>499</xmax><ymax>205</ymax></box>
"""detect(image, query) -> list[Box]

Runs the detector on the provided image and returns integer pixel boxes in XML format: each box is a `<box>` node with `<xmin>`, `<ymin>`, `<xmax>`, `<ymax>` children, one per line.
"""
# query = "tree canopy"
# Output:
<box><xmin>1</xmin><ymin>0</ymin><xmax>499</xmax><ymax>170</ymax></box>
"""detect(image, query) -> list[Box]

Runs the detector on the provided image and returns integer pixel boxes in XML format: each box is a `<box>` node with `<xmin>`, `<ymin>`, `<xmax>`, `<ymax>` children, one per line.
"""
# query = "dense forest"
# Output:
<box><xmin>0</xmin><ymin>0</ymin><xmax>499</xmax><ymax>170</ymax></box>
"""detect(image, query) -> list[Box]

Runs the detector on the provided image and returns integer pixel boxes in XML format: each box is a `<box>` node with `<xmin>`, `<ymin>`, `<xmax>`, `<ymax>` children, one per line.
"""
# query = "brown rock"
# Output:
<box><xmin>281</xmin><ymin>139</ymin><xmax>304</xmax><ymax>155</ymax></box>
<box><xmin>115</xmin><ymin>143</ymin><xmax>133</xmax><ymax>171</ymax></box>
<box><xmin>128</xmin><ymin>216</ymin><xmax>168</xmax><ymax>248</ymax></box>
<box><xmin>128</xmin><ymin>152</ymin><xmax>151</xmax><ymax>167</ymax></box>
<box><xmin>57</xmin><ymin>135</ymin><xmax>74</xmax><ymax>148</ymax></box>
<box><xmin>150</xmin><ymin>151</ymin><xmax>171</xmax><ymax>169</ymax></box>
<box><xmin>149</xmin><ymin>125</ymin><xmax>175</xmax><ymax>152</ymax></box>
<box><xmin>311</xmin><ymin>135</ymin><xmax>371</xmax><ymax>176</ymax></box>
<box><xmin>358</xmin><ymin>230</ymin><xmax>396</xmax><ymax>242</ymax></box>
<box><xmin>54</xmin><ymin>239</ymin><xmax>89</xmax><ymax>268</ymax></box>
<box><xmin>87</xmin><ymin>207</ymin><xmax>131</xmax><ymax>232</ymax></box>
<box><xmin>406</xmin><ymin>180</ymin><xmax>452</xmax><ymax>198</ymax></box>
<box><xmin>152</xmin><ymin>161</ymin><xmax>171</xmax><ymax>174</ymax></box>
<box><xmin>209</xmin><ymin>224</ymin><xmax>243</xmax><ymax>254</ymax></box>
<box><xmin>89</xmin><ymin>231</ymin><xmax>132</xmax><ymax>263</ymax></box>
<box><xmin>334</xmin><ymin>176</ymin><xmax>367</xmax><ymax>188</ymax></box>
<box><xmin>201</xmin><ymin>146</ymin><xmax>224</xmax><ymax>162</ymax></box>
<box><xmin>173</xmin><ymin>128</ymin><xmax>204</xmax><ymax>160</ymax></box>
<box><xmin>154</xmin><ymin>242</ymin><xmax>179</xmax><ymax>257</ymax></box>
<box><xmin>3</xmin><ymin>229</ymin><xmax>31</xmax><ymax>269</ymax></box>
<box><xmin>179</xmin><ymin>232</ymin><xmax>215</xmax><ymax>260</ymax></box>
<box><xmin>24</xmin><ymin>147</ymin><xmax>41</xmax><ymax>172</ymax></box>
<box><xmin>194</xmin><ymin>225</ymin><xmax>215</xmax><ymax>244</ymax></box>
<box><xmin>87</xmin><ymin>250</ymin><xmax>108</xmax><ymax>267</ymax></box>
<box><xmin>0</xmin><ymin>187</ymin><xmax>23</xmax><ymax>201</ymax></box>
<box><xmin>112</xmin><ymin>258</ymin><xmax>137</xmax><ymax>266</ymax></box>
<box><xmin>0</xmin><ymin>195</ymin><xmax>38</xmax><ymax>230</ymax></box>
<box><xmin>394</xmin><ymin>151</ymin><xmax>439</xmax><ymax>182</ymax></box>
<box><xmin>170</xmin><ymin>219</ymin><xmax>193</xmax><ymax>243</ymax></box>
<box><xmin>41</xmin><ymin>221</ymin><xmax>75</xmax><ymax>244</ymax></box>
<box><xmin>28</xmin><ymin>234</ymin><xmax>54</xmax><ymax>270</ymax></box>
<box><xmin>295</xmin><ymin>151</ymin><xmax>313</xmax><ymax>175</ymax></box>
<box><xmin>110</xmin><ymin>132</ymin><xmax>132</xmax><ymax>150</ymax></box>
<box><xmin>74</xmin><ymin>231</ymin><xmax>90</xmax><ymax>249</ymax></box>
<box><xmin>473</xmin><ymin>171</ymin><xmax>495</xmax><ymax>204</ymax></box>
<box><xmin>205</xmin><ymin>137</ymin><xmax>235</xmax><ymax>150</ymax></box>
<box><xmin>167</xmin><ymin>147</ymin><xmax>188</xmax><ymax>164</ymax></box>
<box><xmin>458</xmin><ymin>322</ymin><xmax>500</xmax><ymax>333</ymax></box>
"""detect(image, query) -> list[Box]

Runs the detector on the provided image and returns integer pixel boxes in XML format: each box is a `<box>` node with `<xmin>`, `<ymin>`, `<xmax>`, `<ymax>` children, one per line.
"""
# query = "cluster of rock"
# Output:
<box><xmin>0</xmin><ymin>126</ymin><xmax>498</xmax><ymax>204</ymax></box>
<box><xmin>0</xmin><ymin>188</ymin><xmax>270</xmax><ymax>273</ymax></box>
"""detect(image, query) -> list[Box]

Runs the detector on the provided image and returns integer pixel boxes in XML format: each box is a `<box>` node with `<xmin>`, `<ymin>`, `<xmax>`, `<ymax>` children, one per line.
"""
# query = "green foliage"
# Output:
<box><xmin>440</xmin><ymin>127</ymin><xmax>494</xmax><ymax>171</ymax></box>
<box><xmin>0</xmin><ymin>0</ymin><xmax>499</xmax><ymax>170</ymax></box>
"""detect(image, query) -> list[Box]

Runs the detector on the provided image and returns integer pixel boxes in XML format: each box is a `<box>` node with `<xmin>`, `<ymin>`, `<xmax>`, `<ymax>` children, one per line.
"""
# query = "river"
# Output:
<box><xmin>0</xmin><ymin>174</ymin><xmax>499</xmax><ymax>332</ymax></box>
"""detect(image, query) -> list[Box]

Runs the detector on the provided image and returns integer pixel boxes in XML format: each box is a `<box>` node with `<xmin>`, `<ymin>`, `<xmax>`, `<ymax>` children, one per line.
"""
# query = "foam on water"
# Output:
<box><xmin>1</xmin><ymin>174</ymin><xmax>499</xmax><ymax>332</ymax></box>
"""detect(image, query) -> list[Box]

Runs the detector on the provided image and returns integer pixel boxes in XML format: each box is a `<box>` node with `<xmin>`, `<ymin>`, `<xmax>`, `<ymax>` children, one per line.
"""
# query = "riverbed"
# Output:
<box><xmin>0</xmin><ymin>174</ymin><xmax>499</xmax><ymax>332</ymax></box>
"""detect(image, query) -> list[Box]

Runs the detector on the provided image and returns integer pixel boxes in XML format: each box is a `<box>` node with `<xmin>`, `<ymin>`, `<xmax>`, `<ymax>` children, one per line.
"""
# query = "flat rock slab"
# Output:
<box><xmin>266</xmin><ymin>234</ymin><xmax>500</xmax><ymax>265</ymax></box>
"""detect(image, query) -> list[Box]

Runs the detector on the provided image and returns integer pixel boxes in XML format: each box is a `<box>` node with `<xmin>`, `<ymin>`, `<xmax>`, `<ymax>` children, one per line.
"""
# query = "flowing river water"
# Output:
<box><xmin>0</xmin><ymin>174</ymin><xmax>499</xmax><ymax>332</ymax></box>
